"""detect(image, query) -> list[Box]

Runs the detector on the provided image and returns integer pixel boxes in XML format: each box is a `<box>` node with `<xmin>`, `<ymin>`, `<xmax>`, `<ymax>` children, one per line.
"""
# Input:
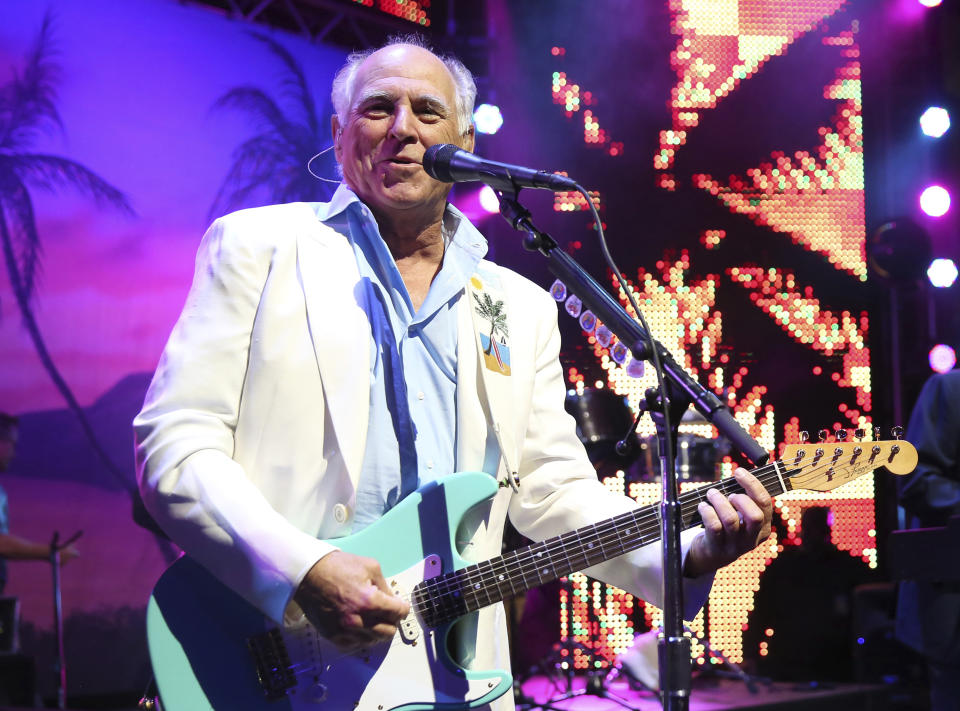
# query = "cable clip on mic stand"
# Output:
<box><xmin>494</xmin><ymin>185</ymin><xmax>768</xmax><ymax>711</ymax></box>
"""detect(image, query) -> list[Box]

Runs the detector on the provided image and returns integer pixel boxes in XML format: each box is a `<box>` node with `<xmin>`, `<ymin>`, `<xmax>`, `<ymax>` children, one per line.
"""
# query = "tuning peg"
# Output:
<box><xmin>818</xmin><ymin>429</ymin><xmax>830</xmax><ymax>442</ymax></box>
<box><xmin>799</xmin><ymin>430</ymin><xmax>810</xmax><ymax>443</ymax></box>
<box><xmin>891</xmin><ymin>425</ymin><xmax>904</xmax><ymax>440</ymax></box>
<box><xmin>836</xmin><ymin>429</ymin><xmax>848</xmax><ymax>441</ymax></box>
<box><xmin>854</xmin><ymin>428</ymin><xmax>866</xmax><ymax>441</ymax></box>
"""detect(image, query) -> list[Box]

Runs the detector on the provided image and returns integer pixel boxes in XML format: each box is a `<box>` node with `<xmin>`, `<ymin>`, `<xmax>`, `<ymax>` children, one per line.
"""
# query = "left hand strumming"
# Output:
<box><xmin>684</xmin><ymin>468</ymin><xmax>773</xmax><ymax>578</ymax></box>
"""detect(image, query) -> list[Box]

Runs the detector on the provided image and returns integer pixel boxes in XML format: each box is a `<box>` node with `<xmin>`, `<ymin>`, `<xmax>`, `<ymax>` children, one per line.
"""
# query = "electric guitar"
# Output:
<box><xmin>146</xmin><ymin>438</ymin><xmax>916</xmax><ymax>710</ymax></box>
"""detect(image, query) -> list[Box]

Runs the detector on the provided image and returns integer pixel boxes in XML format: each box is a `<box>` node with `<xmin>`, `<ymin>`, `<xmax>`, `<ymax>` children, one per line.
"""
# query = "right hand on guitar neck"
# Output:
<box><xmin>293</xmin><ymin>550</ymin><xmax>411</xmax><ymax>651</ymax></box>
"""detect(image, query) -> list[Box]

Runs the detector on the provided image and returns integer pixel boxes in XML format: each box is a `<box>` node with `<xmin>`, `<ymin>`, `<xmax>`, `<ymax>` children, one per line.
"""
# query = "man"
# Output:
<box><xmin>0</xmin><ymin>413</ymin><xmax>79</xmax><ymax>594</ymax></box>
<box><xmin>134</xmin><ymin>38</ymin><xmax>772</xmax><ymax>707</ymax></box>
<box><xmin>896</xmin><ymin>370</ymin><xmax>960</xmax><ymax>711</ymax></box>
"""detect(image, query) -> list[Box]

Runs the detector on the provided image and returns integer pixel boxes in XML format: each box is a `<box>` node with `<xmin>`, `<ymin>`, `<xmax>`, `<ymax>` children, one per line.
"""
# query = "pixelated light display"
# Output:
<box><xmin>550</xmin><ymin>65</ymin><xmax>624</xmax><ymax>157</ymax></box>
<box><xmin>919</xmin><ymin>106</ymin><xmax>950</xmax><ymax>138</ymax></box>
<box><xmin>352</xmin><ymin>0</ymin><xmax>430</xmax><ymax>26</ymax></box>
<box><xmin>654</xmin><ymin>0</ymin><xmax>847</xmax><ymax>175</ymax></box>
<box><xmin>929</xmin><ymin>344</ymin><xmax>957</xmax><ymax>373</ymax></box>
<box><xmin>549</xmin><ymin>1</ymin><xmax>877</xmax><ymax>672</ymax></box>
<box><xmin>919</xmin><ymin>184</ymin><xmax>951</xmax><ymax>217</ymax></box>
<box><xmin>927</xmin><ymin>258</ymin><xmax>958</xmax><ymax>287</ymax></box>
<box><xmin>694</xmin><ymin>27</ymin><xmax>867</xmax><ymax>280</ymax></box>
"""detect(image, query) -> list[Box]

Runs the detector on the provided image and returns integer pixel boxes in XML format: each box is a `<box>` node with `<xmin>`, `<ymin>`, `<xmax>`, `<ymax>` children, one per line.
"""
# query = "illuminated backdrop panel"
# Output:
<box><xmin>483</xmin><ymin>0</ymin><xmax>875</xmax><ymax>670</ymax></box>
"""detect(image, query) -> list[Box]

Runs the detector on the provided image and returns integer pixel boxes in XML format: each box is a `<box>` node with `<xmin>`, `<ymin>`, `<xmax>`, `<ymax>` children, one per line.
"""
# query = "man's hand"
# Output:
<box><xmin>684</xmin><ymin>468</ymin><xmax>773</xmax><ymax>578</ymax></box>
<box><xmin>293</xmin><ymin>550</ymin><xmax>410</xmax><ymax>651</ymax></box>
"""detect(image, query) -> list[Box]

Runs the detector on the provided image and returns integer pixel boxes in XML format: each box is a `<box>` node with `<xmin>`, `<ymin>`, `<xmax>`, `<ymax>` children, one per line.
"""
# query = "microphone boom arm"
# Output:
<box><xmin>497</xmin><ymin>191</ymin><xmax>768</xmax><ymax>467</ymax></box>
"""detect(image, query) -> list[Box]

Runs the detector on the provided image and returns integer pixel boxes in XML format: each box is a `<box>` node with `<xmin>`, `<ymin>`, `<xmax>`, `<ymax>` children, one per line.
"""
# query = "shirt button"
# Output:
<box><xmin>427</xmin><ymin>460</ymin><xmax>434</xmax><ymax>469</ymax></box>
<box><xmin>333</xmin><ymin>504</ymin><xmax>350</xmax><ymax>524</ymax></box>
<box><xmin>417</xmin><ymin>391</ymin><xmax>425</xmax><ymax>400</ymax></box>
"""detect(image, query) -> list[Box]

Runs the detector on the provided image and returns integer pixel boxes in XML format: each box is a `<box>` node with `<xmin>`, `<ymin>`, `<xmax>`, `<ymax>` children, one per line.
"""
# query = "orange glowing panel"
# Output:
<box><xmin>356</xmin><ymin>0</ymin><xmax>430</xmax><ymax>26</ymax></box>
<box><xmin>693</xmin><ymin>29</ymin><xmax>866</xmax><ymax>278</ymax></box>
<box><xmin>729</xmin><ymin>266</ymin><xmax>872</xmax><ymax>415</ymax></box>
<box><xmin>655</xmin><ymin>0</ymin><xmax>848</xmax><ymax>173</ymax></box>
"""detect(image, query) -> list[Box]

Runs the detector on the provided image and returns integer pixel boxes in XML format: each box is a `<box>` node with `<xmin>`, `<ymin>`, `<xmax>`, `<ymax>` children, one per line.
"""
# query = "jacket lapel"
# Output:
<box><xmin>458</xmin><ymin>268</ymin><xmax>519</xmax><ymax>480</ymax></box>
<box><xmin>297</xmin><ymin>224</ymin><xmax>370</xmax><ymax>490</ymax></box>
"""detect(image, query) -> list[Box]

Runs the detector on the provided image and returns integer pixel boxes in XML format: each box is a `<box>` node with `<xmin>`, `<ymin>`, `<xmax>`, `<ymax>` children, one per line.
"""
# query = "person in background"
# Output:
<box><xmin>0</xmin><ymin>413</ymin><xmax>80</xmax><ymax>594</ymax></box>
<box><xmin>745</xmin><ymin>506</ymin><xmax>874</xmax><ymax>682</ymax></box>
<box><xmin>896</xmin><ymin>370</ymin><xmax>960</xmax><ymax>711</ymax></box>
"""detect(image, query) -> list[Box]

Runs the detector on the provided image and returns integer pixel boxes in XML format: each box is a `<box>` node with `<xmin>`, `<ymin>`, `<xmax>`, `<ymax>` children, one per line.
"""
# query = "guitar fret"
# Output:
<box><xmin>409</xmin><ymin>450</ymin><xmax>901</xmax><ymax>629</ymax></box>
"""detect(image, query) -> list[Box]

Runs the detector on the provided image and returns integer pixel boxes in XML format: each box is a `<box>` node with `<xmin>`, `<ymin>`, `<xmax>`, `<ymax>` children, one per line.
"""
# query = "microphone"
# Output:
<box><xmin>423</xmin><ymin>143</ymin><xmax>578</xmax><ymax>192</ymax></box>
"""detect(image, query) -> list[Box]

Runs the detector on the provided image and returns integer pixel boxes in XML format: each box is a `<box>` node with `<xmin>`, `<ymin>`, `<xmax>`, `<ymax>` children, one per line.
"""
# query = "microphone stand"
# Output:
<box><xmin>495</xmin><ymin>189</ymin><xmax>767</xmax><ymax>711</ymax></box>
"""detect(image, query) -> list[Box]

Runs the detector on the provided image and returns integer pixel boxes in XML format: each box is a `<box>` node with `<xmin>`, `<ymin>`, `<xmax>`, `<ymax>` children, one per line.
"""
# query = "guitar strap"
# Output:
<box><xmin>467</xmin><ymin>262</ymin><xmax>521</xmax><ymax>492</ymax></box>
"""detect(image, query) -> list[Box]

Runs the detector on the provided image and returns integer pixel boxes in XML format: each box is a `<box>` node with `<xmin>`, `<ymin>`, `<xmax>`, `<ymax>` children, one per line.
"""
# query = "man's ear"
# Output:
<box><xmin>331</xmin><ymin>115</ymin><xmax>343</xmax><ymax>158</ymax></box>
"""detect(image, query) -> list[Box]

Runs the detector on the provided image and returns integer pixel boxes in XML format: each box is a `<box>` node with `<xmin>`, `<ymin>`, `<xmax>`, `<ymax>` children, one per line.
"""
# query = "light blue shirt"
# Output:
<box><xmin>314</xmin><ymin>185</ymin><xmax>487</xmax><ymax>532</ymax></box>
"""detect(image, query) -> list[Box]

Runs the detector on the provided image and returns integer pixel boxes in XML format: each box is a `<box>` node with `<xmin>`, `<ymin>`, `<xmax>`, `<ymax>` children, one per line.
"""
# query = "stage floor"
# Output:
<box><xmin>518</xmin><ymin>674</ymin><xmax>892</xmax><ymax>711</ymax></box>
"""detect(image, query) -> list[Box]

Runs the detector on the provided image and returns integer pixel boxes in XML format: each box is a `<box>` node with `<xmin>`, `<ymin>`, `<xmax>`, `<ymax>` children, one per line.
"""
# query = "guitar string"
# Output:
<box><xmin>279</xmin><ymin>447</ymin><xmax>891</xmax><ymax>683</ymax></box>
<box><xmin>414</xmin><ymin>459</ymin><xmax>790</xmax><ymax>620</ymax></box>
<box><xmin>414</xmin><ymin>448</ymin><xmax>891</xmax><ymax>624</ymax></box>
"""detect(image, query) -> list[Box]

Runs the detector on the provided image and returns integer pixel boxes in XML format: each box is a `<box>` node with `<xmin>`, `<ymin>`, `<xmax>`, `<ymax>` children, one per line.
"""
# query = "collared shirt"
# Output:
<box><xmin>313</xmin><ymin>185</ymin><xmax>488</xmax><ymax>532</ymax></box>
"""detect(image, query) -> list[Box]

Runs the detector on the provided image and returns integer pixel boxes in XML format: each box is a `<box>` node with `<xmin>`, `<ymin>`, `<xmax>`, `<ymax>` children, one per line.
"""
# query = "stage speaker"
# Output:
<box><xmin>0</xmin><ymin>598</ymin><xmax>18</xmax><ymax>654</ymax></box>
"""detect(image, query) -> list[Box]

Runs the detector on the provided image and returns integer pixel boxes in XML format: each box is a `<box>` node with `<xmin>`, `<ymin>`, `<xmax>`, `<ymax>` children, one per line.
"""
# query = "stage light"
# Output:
<box><xmin>478</xmin><ymin>185</ymin><xmax>500</xmax><ymax>214</ymax></box>
<box><xmin>919</xmin><ymin>185</ymin><xmax>951</xmax><ymax>217</ymax></box>
<box><xmin>473</xmin><ymin>104</ymin><xmax>503</xmax><ymax>135</ymax></box>
<box><xmin>918</xmin><ymin>0</ymin><xmax>942</xmax><ymax>7</ymax></box>
<box><xmin>929</xmin><ymin>344</ymin><xmax>957</xmax><ymax>373</ymax></box>
<box><xmin>919</xmin><ymin>106</ymin><xmax>950</xmax><ymax>138</ymax></box>
<box><xmin>927</xmin><ymin>258</ymin><xmax>958</xmax><ymax>288</ymax></box>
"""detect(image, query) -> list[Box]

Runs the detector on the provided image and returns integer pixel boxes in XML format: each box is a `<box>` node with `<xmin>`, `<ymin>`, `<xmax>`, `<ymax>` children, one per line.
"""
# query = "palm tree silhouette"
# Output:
<box><xmin>473</xmin><ymin>292</ymin><xmax>508</xmax><ymax>356</ymax></box>
<box><xmin>0</xmin><ymin>17</ymin><xmax>134</xmax><ymax>487</ymax></box>
<box><xmin>208</xmin><ymin>32</ymin><xmax>336</xmax><ymax>221</ymax></box>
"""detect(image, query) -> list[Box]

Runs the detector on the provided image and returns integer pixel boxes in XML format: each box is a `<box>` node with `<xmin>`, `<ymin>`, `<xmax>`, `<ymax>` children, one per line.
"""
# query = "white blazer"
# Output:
<box><xmin>134</xmin><ymin>202</ymin><xmax>709</xmax><ymax>710</ymax></box>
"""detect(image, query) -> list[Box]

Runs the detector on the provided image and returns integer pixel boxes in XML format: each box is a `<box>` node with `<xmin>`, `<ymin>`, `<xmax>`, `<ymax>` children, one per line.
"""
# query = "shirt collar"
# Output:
<box><xmin>313</xmin><ymin>183</ymin><xmax>489</xmax><ymax>262</ymax></box>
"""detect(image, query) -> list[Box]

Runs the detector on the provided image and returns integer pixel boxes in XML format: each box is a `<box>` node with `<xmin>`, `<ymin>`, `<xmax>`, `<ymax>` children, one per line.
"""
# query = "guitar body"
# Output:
<box><xmin>146</xmin><ymin>439</ymin><xmax>917</xmax><ymax>710</ymax></box>
<box><xmin>146</xmin><ymin>471</ymin><xmax>512</xmax><ymax>711</ymax></box>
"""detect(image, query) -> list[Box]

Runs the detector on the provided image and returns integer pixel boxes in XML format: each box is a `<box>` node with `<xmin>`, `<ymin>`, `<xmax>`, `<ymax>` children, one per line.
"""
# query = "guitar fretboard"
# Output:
<box><xmin>412</xmin><ymin>458</ymin><xmax>796</xmax><ymax>628</ymax></box>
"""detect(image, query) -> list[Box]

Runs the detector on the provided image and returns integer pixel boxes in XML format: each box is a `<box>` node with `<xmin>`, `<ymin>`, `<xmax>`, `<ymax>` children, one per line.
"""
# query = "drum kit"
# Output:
<box><xmin>563</xmin><ymin>386</ymin><xmax>725</xmax><ymax>483</ymax></box>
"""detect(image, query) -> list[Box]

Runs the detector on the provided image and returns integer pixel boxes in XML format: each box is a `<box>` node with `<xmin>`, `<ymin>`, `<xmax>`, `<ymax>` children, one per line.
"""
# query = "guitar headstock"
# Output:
<box><xmin>780</xmin><ymin>439</ymin><xmax>917</xmax><ymax>492</ymax></box>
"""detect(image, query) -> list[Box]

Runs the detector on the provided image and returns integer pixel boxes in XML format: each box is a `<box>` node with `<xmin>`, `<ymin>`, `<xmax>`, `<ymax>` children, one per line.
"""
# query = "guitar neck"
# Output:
<box><xmin>413</xmin><ymin>458</ymin><xmax>794</xmax><ymax>628</ymax></box>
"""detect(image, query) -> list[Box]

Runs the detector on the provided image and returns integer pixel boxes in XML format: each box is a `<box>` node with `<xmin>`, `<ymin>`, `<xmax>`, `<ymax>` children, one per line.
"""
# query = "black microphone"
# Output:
<box><xmin>423</xmin><ymin>143</ymin><xmax>578</xmax><ymax>192</ymax></box>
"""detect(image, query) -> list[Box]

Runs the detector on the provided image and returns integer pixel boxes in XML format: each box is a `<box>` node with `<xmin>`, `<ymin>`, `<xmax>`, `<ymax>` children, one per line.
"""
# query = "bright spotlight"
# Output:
<box><xmin>927</xmin><ymin>258</ymin><xmax>959</xmax><ymax>288</ymax></box>
<box><xmin>918</xmin><ymin>0</ymin><xmax>942</xmax><ymax>7</ymax></box>
<box><xmin>920</xmin><ymin>185</ymin><xmax>951</xmax><ymax>217</ymax></box>
<box><xmin>929</xmin><ymin>344</ymin><xmax>956</xmax><ymax>374</ymax></box>
<box><xmin>478</xmin><ymin>185</ymin><xmax>500</xmax><ymax>214</ymax></box>
<box><xmin>919</xmin><ymin>107</ymin><xmax>950</xmax><ymax>138</ymax></box>
<box><xmin>473</xmin><ymin>104</ymin><xmax>504</xmax><ymax>135</ymax></box>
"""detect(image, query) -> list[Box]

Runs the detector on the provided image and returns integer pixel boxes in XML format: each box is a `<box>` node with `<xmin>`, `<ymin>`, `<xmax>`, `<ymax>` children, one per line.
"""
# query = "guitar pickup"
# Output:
<box><xmin>247</xmin><ymin>628</ymin><xmax>296</xmax><ymax>700</ymax></box>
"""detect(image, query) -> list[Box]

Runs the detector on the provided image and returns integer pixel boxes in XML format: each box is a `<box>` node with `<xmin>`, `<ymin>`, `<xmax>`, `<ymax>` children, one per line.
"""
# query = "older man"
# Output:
<box><xmin>135</xmin><ymin>38</ymin><xmax>772</xmax><ymax>709</ymax></box>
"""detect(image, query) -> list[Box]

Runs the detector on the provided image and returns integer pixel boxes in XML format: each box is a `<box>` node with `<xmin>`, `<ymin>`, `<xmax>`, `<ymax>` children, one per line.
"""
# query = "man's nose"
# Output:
<box><xmin>389</xmin><ymin>106</ymin><xmax>416</xmax><ymax>141</ymax></box>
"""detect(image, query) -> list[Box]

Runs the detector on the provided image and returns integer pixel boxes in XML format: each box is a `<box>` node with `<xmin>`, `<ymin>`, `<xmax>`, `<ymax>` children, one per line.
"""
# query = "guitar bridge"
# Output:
<box><xmin>247</xmin><ymin>628</ymin><xmax>296</xmax><ymax>700</ymax></box>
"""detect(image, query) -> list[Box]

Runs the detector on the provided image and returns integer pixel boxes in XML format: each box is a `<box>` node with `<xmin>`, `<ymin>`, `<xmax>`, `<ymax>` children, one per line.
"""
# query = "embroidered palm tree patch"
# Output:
<box><xmin>472</xmin><ymin>289</ymin><xmax>511</xmax><ymax>376</ymax></box>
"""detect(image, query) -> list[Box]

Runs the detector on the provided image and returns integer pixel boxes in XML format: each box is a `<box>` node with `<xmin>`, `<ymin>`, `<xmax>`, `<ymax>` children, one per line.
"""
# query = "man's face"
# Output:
<box><xmin>333</xmin><ymin>45</ymin><xmax>475</xmax><ymax>222</ymax></box>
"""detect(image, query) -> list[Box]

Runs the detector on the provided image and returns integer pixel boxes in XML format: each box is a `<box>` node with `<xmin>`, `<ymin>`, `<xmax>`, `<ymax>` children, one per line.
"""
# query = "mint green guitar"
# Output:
<box><xmin>146</xmin><ymin>440</ymin><xmax>915</xmax><ymax>710</ymax></box>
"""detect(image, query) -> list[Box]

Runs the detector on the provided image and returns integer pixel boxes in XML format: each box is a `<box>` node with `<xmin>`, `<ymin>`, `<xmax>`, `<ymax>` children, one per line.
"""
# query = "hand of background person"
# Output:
<box><xmin>57</xmin><ymin>543</ymin><xmax>80</xmax><ymax>565</ymax></box>
<box><xmin>683</xmin><ymin>468</ymin><xmax>773</xmax><ymax>578</ymax></box>
<box><xmin>293</xmin><ymin>550</ymin><xmax>410</xmax><ymax>651</ymax></box>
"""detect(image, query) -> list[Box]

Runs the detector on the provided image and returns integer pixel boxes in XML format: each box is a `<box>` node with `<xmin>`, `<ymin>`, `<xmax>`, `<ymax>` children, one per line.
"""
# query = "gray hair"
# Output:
<box><xmin>331</xmin><ymin>35</ymin><xmax>477</xmax><ymax>137</ymax></box>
